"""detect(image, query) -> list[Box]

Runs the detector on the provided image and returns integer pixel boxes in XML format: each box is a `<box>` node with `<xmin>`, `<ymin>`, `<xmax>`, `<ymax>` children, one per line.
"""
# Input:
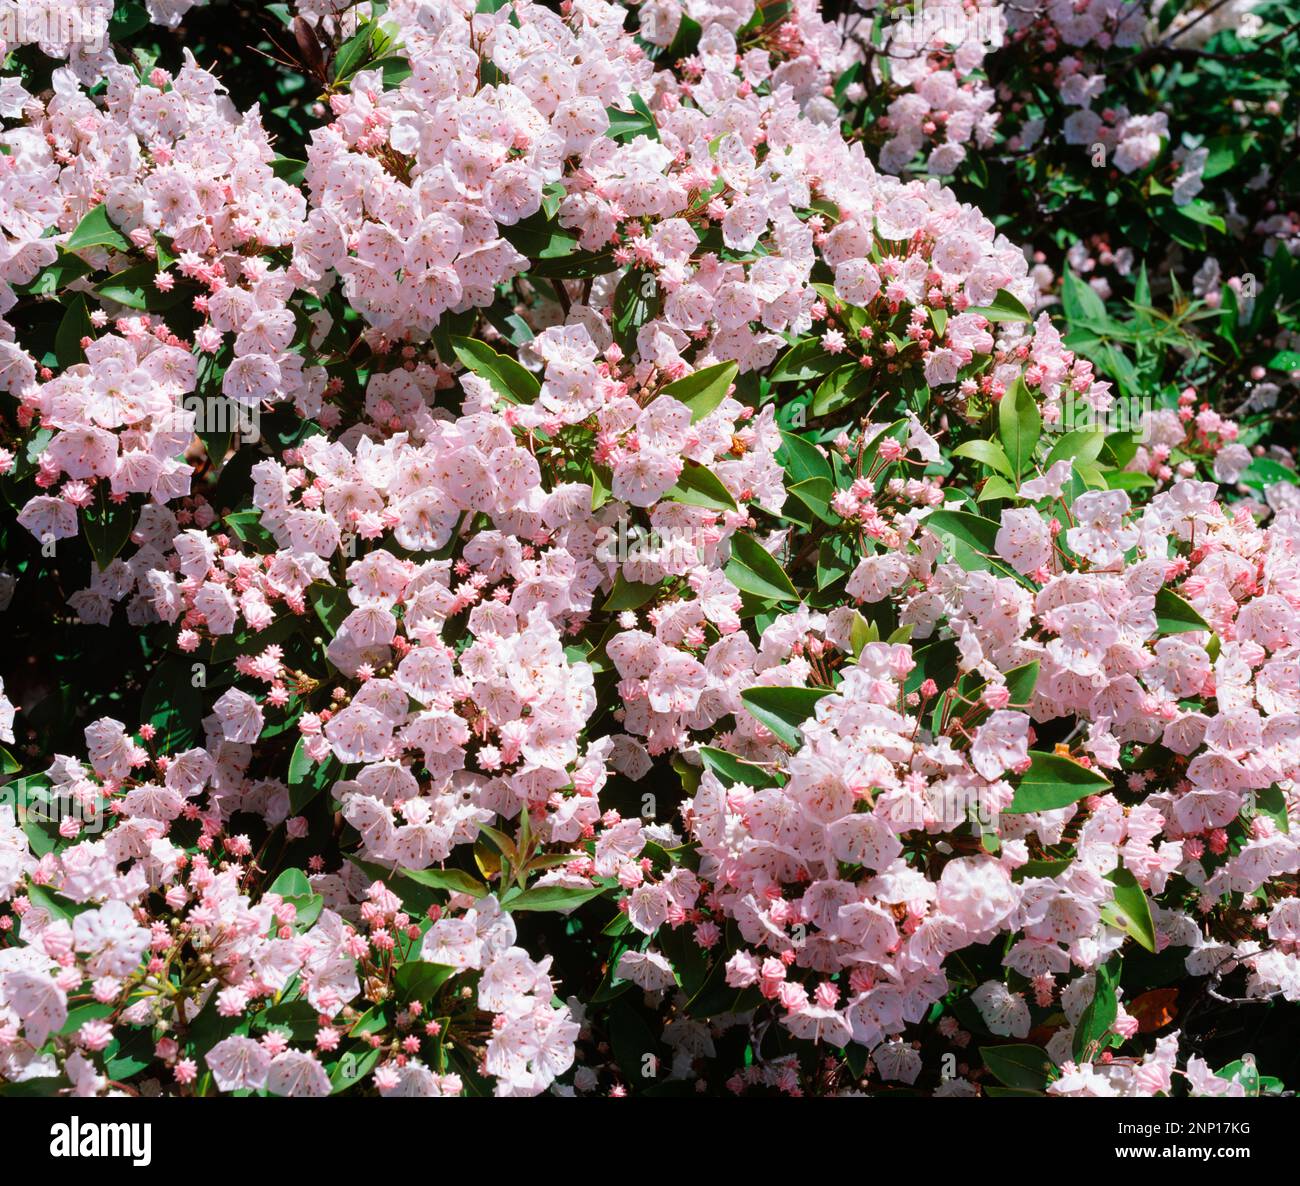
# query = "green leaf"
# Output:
<box><xmin>529</xmin><ymin>246</ymin><xmax>617</xmax><ymax>279</ymax></box>
<box><xmin>1239</xmin><ymin>457</ymin><xmax>1299</xmax><ymax>490</ymax></box>
<box><xmin>698</xmin><ymin>746</ymin><xmax>782</xmax><ymax>788</ymax></box>
<box><xmin>309</xmin><ymin>583</ymin><xmax>352</xmax><ymax>637</ymax></box>
<box><xmin>977</xmin><ymin>475</ymin><xmax>1018</xmax><ymax>502</ymax></box>
<box><xmin>811</xmin><ymin>363</ymin><xmax>870</xmax><ymax>417</ymax></box>
<box><xmin>140</xmin><ymin>658</ymin><xmax>204</xmax><ymax>753</ymax></box>
<box><xmin>608</xmin><ymin>999</ymin><xmax>665</xmax><ymax>1085</ymax></box>
<box><xmin>612</xmin><ymin>268</ymin><xmax>659</xmax><ymax>353</ymax></box>
<box><xmin>939</xmin><ymin>661</ymin><xmax>1038</xmax><ymax>733</ymax></box>
<box><xmin>1106</xmin><ymin>470</ymin><xmax>1156</xmax><ymax>492</ymax></box>
<box><xmin>371</xmin><ymin>54</ymin><xmax>413</xmax><ymax>88</ymax></box>
<box><xmin>601</xmin><ymin>573</ymin><xmax>659</xmax><ymax>612</ymax></box>
<box><xmin>666</xmin><ymin>460</ymin><xmax>738</xmax><ymax>512</ymax></box>
<box><xmin>850</xmin><ymin>610</ymin><xmax>878</xmax><ymax>655</ymax></box>
<box><xmin>95</xmin><ymin>264</ymin><xmax>185</xmax><ymax>311</ymax></box>
<box><xmin>478</xmin><ymin>823</ymin><xmax>517</xmax><ymax>864</ymax></box>
<box><xmin>628</xmin><ymin>94</ymin><xmax>658</xmax><ymax>138</ymax></box>
<box><xmin>288</xmin><ymin>737</ymin><xmax>335</xmax><ymax>814</ymax></box>
<box><xmin>398</xmin><ymin>866</ymin><xmax>488</xmax><ymax>897</ymax></box>
<box><xmin>1104</xmin><ymin>865</ymin><xmax>1157</xmax><ymax>953</ymax></box>
<box><xmin>739</xmin><ymin>686</ymin><xmax>831</xmax><ymax>748</ymax></box>
<box><xmin>1045</xmin><ymin>429</ymin><xmax>1106</xmax><ymax>468</ymax></box>
<box><xmin>1201</xmin><ymin>134</ymin><xmax>1252</xmax><ymax>180</ymax></box>
<box><xmin>1154</xmin><ymin>588</ymin><xmax>1211</xmax><ymax>634</ymax></box>
<box><xmin>1176</xmin><ymin>200</ymin><xmax>1226</xmax><ymax>234</ymax></box>
<box><xmin>659</xmin><ymin>12</ymin><xmax>703</xmax><ymax>59</ymax></box>
<box><xmin>981</xmin><ymin>1043</ymin><xmax>1054</xmax><ymax>1090</ymax></box>
<box><xmin>84</xmin><ymin>487</ymin><xmax>133</xmax><ymax>570</ymax></box>
<box><xmin>787</xmin><ymin>477</ymin><xmax>835</xmax><ymax>524</ymax></box>
<box><xmin>23</xmin><ymin>255</ymin><xmax>92</xmax><ymax>297</ymax></box>
<box><xmin>55</xmin><ymin>294</ymin><xmax>92</xmax><ymax>369</ymax></box>
<box><xmin>329</xmin><ymin>1045</ymin><xmax>383</xmax><ymax>1094</ymax></box>
<box><xmin>224</xmin><ymin>509</ymin><xmax>277</xmax><ymax>552</ymax></box>
<box><xmin>1253</xmin><ymin>784</ymin><xmax>1290</xmax><ymax>834</ymax></box>
<box><xmin>1006</xmin><ymin>660</ymin><xmax>1040</xmax><ymax>706</ymax></box>
<box><xmin>770</xmin><ymin>338</ymin><xmax>841</xmax><ymax>383</ymax></box>
<box><xmin>952</xmin><ymin>438</ymin><xmax>1013</xmax><ymax>478</ymax></box>
<box><xmin>65</xmin><ymin>205</ymin><xmax>129</xmax><ymax>254</ymax></box>
<box><xmin>108</xmin><ymin>0</ymin><xmax>151</xmax><ymax>40</ymax></box>
<box><xmin>504</xmin><ymin>884</ymin><xmax>606</xmax><ymax>912</ymax></box>
<box><xmin>1014</xmin><ymin>857</ymin><xmax>1072</xmax><ymax>881</ymax></box>
<box><xmin>591</xmin><ymin>465</ymin><xmax>612</xmax><ymax>510</ymax></box>
<box><xmin>395</xmin><ymin>961</ymin><xmax>456</xmax><ymax>1002</ymax></box>
<box><xmin>450</xmin><ymin>337</ymin><xmax>540</xmax><ymax>404</ymax></box>
<box><xmin>254</xmin><ymin>999</ymin><xmax>323</xmax><ymax>1041</ymax></box>
<box><xmin>1133</xmin><ymin>263</ymin><xmax>1152</xmax><ymax>316</ymax></box>
<box><xmin>1214</xmin><ymin>1058</ymin><xmax>1279</xmax><ymax>1096</ymax></box>
<box><xmin>270</xmin><ymin>157</ymin><xmax>308</xmax><ymax>185</ymax></box>
<box><xmin>500</xmin><ymin>213</ymin><xmax>579</xmax><ymax>261</ymax></box>
<box><xmin>662</xmin><ymin>361</ymin><xmax>737</xmax><ymax>422</ymax></box>
<box><xmin>924</xmin><ymin>509</ymin><xmax>1026</xmax><ymax>584</ymax></box>
<box><xmin>1005</xmin><ymin>751</ymin><xmax>1112</xmax><ymax>814</ymax></box>
<box><xmin>349</xmin><ymin>859</ymin><xmax>485</xmax><ymax>912</ymax></box>
<box><xmin>333</xmin><ymin>21</ymin><xmax>376</xmax><ymax>81</ymax></box>
<box><xmin>967</xmin><ymin>288</ymin><xmax>1031</xmax><ymax>323</ymax></box>
<box><xmin>816</xmin><ymin>536</ymin><xmax>854</xmax><ymax>590</ymax></box>
<box><xmin>997</xmin><ymin>377</ymin><xmax>1041</xmax><ymax>478</ymax></box>
<box><xmin>61</xmin><ymin>1005</ymin><xmax>117</xmax><ymax>1039</ymax></box>
<box><xmin>267</xmin><ymin>868</ymin><xmax>324</xmax><ymax>929</ymax></box>
<box><xmin>1073</xmin><ymin>957</ymin><xmax>1122</xmax><ymax>1063</ymax></box>
<box><xmin>605</xmin><ymin>102</ymin><xmax>657</xmax><ymax>142</ymax></box>
<box><xmin>725</xmin><ymin>533</ymin><xmax>798</xmax><ymax>602</ymax></box>
<box><xmin>777</xmin><ymin>430</ymin><xmax>833</xmax><ymax>484</ymax></box>
<box><xmin>25</xmin><ymin>883</ymin><xmax>88</xmax><ymax>924</ymax></box>
<box><xmin>1061</xmin><ymin>268</ymin><xmax>1112</xmax><ymax>330</ymax></box>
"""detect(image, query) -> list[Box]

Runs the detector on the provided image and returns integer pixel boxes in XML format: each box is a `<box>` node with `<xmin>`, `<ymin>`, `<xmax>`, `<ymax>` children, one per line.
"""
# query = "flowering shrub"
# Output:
<box><xmin>0</xmin><ymin>0</ymin><xmax>1297</xmax><ymax>1099</ymax></box>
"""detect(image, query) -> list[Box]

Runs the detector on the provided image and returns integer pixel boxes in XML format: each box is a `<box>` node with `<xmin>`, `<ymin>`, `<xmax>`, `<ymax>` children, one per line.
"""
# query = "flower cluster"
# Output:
<box><xmin>0</xmin><ymin>0</ymin><xmax>1296</xmax><ymax>1101</ymax></box>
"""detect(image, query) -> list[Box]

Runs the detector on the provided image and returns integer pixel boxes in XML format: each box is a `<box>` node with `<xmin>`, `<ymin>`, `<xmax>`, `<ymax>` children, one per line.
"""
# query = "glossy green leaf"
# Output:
<box><xmin>1073</xmin><ymin>957</ymin><xmax>1122</xmax><ymax>1063</ymax></box>
<box><xmin>1104</xmin><ymin>865</ymin><xmax>1157</xmax><ymax>953</ymax></box>
<box><xmin>66</xmin><ymin>204</ymin><xmax>129</xmax><ymax>254</ymax></box>
<box><xmin>967</xmin><ymin>288</ymin><xmax>1031</xmax><ymax>323</ymax></box>
<box><xmin>770</xmin><ymin>338</ymin><xmax>841</xmax><ymax>383</ymax></box>
<box><xmin>981</xmin><ymin>1043</ymin><xmax>1054</xmax><ymax>1090</ymax></box>
<box><xmin>778</xmin><ymin>430</ymin><xmax>833</xmax><ymax>484</ymax></box>
<box><xmin>925</xmin><ymin>509</ymin><xmax>1026</xmax><ymax>584</ymax></box>
<box><xmin>504</xmin><ymin>884</ymin><xmax>607</xmax><ymax>912</ymax></box>
<box><xmin>739</xmin><ymin>686</ymin><xmax>832</xmax><ymax>748</ymax></box>
<box><xmin>662</xmin><ymin>361</ymin><xmax>737</xmax><ymax>422</ymax></box>
<box><xmin>1154</xmin><ymin>588</ymin><xmax>1211</xmax><ymax>634</ymax></box>
<box><xmin>998</xmin><ymin>377</ymin><xmax>1041</xmax><ymax>478</ymax></box>
<box><xmin>450</xmin><ymin>336</ymin><xmax>540</xmax><ymax>404</ymax></box>
<box><xmin>952</xmin><ymin>438</ymin><xmax>1013</xmax><ymax>478</ymax></box>
<box><xmin>1005</xmin><ymin>751</ymin><xmax>1113</xmax><ymax>813</ymax></box>
<box><xmin>698</xmin><ymin>746</ymin><xmax>782</xmax><ymax>788</ymax></box>
<box><xmin>667</xmin><ymin>460</ymin><xmax>738</xmax><ymax>512</ymax></box>
<box><xmin>726</xmin><ymin>533</ymin><xmax>798</xmax><ymax>602</ymax></box>
<box><xmin>601</xmin><ymin>573</ymin><xmax>659</xmax><ymax>612</ymax></box>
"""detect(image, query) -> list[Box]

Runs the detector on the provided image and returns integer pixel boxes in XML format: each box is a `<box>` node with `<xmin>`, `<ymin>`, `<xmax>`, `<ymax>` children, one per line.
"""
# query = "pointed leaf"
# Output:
<box><xmin>726</xmin><ymin>533</ymin><xmax>798</xmax><ymax>602</ymax></box>
<box><xmin>739</xmin><ymin>686</ymin><xmax>831</xmax><ymax>748</ymax></box>
<box><xmin>1005</xmin><ymin>751</ymin><xmax>1112</xmax><ymax>813</ymax></box>
<box><xmin>662</xmin><ymin>361</ymin><xmax>737</xmax><ymax>422</ymax></box>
